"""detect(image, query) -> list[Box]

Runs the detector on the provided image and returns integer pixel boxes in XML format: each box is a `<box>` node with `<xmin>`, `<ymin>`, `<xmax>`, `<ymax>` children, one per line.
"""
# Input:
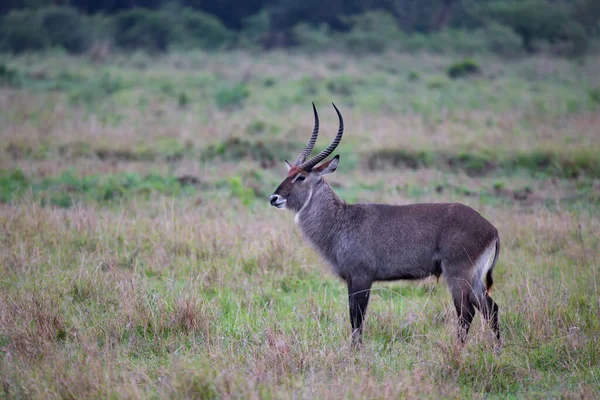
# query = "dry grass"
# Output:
<box><xmin>0</xmin><ymin>195</ymin><xmax>598</xmax><ymax>398</ymax></box>
<box><xmin>0</xmin><ymin>50</ymin><xmax>599</xmax><ymax>398</ymax></box>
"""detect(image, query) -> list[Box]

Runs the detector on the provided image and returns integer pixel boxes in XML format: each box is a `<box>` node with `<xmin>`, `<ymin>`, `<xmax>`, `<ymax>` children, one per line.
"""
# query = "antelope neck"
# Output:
<box><xmin>294</xmin><ymin>179</ymin><xmax>344</xmax><ymax>230</ymax></box>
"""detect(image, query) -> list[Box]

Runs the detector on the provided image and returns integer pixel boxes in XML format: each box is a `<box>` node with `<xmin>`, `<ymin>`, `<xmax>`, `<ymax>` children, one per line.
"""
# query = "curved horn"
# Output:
<box><xmin>292</xmin><ymin>102</ymin><xmax>320</xmax><ymax>165</ymax></box>
<box><xmin>300</xmin><ymin>103</ymin><xmax>343</xmax><ymax>170</ymax></box>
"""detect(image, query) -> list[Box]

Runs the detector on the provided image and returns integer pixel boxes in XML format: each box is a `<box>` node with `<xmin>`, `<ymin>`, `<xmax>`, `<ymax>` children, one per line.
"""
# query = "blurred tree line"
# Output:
<box><xmin>1</xmin><ymin>0</ymin><xmax>598</xmax><ymax>55</ymax></box>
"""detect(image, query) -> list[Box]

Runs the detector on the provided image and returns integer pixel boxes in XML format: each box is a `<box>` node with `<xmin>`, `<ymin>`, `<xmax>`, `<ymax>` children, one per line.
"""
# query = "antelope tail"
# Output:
<box><xmin>473</xmin><ymin>236</ymin><xmax>500</xmax><ymax>296</ymax></box>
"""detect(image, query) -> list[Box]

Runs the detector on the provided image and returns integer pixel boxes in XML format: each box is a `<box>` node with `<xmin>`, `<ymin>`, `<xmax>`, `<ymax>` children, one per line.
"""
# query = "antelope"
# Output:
<box><xmin>269</xmin><ymin>103</ymin><xmax>501</xmax><ymax>346</ymax></box>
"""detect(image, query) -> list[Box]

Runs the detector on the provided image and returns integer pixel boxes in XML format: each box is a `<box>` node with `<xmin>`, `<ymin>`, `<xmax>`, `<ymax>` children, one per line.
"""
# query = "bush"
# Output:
<box><xmin>482</xmin><ymin>0</ymin><xmax>589</xmax><ymax>55</ymax></box>
<box><xmin>479</xmin><ymin>23</ymin><xmax>523</xmax><ymax>57</ymax></box>
<box><xmin>326</xmin><ymin>76</ymin><xmax>354</xmax><ymax>96</ymax></box>
<box><xmin>0</xmin><ymin>9</ymin><xmax>47</xmax><ymax>53</ymax></box>
<box><xmin>39</xmin><ymin>6</ymin><xmax>90</xmax><ymax>54</ymax></box>
<box><xmin>112</xmin><ymin>7</ymin><xmax>233</xmax><ymax>52</ymax></box>
<box><xmin>0</xmin><ymin>63</ymin><xmax>22</xmax><ymax>87</ymax></box>
<box><xmin>160</xmin><ymin>4</ymin><xmax>233</xmax><ymax>50</ymax></box>
<box><xmin>215</xmin><ymin>84</ymin><xmax>250</xmax><ymax>109</ymax></box>
<box><xmin>589</xmin><ymin>87</ymin><xmax>600</xmax><ymax>104</ymax></box>
<box><xmin>236</xmin><ymin>10</ymin><xmax>271</xmax><ymax>49</ymax></box>
<box><xmin>113</xmin><ymin>9</ymin><xmax>172</xmax><ymax>52</ymax></box>
<box><xmin>0</xmin><ymin>6</ymin><xmax>91</xmax><ymax>54</ymax></box>
<box><xmin>399</xmin><ymin>25</ymin><xmax>522</xmax><ymax>56</ymax></box>
<box><xmin>69</xmin><ymin>72</ymin><xmax>128</xmax><ymax>107</ymax></box>
<box><xmin>340</xmin><ymin>11</ymin><xmax>404</xmax><ymax>54</ymax></box>
<box><xmin>177</xmin><ymin>10</ymin><xmax>233</xmax><ymax>50</ymax></box>
<box><xmin>446</xmin><ymin>58</ymin><xmax>480</xmax><ymax>79</ymax></box>
<box><xmin>292</xmin><ymin>22</ymin><xmax>334</xmax><ymax>51</ymax></box>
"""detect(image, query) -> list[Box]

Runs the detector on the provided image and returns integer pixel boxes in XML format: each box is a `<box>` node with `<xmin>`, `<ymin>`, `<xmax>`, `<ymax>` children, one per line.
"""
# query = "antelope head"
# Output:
<box><xmin>269</xmin><ymin>103</ymin><xmax>343</xmax><ymax>212</ymax></box>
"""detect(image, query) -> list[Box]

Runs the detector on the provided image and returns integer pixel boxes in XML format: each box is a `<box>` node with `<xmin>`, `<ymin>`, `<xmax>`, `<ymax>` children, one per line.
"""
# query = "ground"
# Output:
<box><xmin>0</xmin><ymin>50</ymin><xmax>599</xmax><ymax>398</ymax></box>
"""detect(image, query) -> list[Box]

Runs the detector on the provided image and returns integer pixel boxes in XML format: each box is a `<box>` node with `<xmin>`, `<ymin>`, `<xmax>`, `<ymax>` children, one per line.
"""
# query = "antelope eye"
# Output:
<box><xmin>295</xmin><ymin>175</ymin><xmax>306</xmax><ymax>182</ymax></box>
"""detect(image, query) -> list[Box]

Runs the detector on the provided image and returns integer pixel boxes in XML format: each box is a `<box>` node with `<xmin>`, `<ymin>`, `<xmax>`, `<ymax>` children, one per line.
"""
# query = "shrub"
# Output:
<box><xmin>112</xmin><ymin>9</ymin><xmax>172</xmax><ymax>52</ymax></box>
<box><xmin>69</xmin><ymin>72</ymin><xmax>127</xmax><ymax>107</ymax></box>
<box><xmin>482</xmin><ymin>0</ymin><xmax>589</xmax><ymax>55</ymax></box>
<box><xmin>236</xmin><ymin>10</ymin><xmax>271</xmax><ymax>49</ymax></box>
<box><xmin>215</xmin><ymin>84</ymin><xmax>250</xmax><ymax>109</ymax></box>
<box><xmin>340</xmin><ymin>11</ymin><xmax>404</xmax><ymax>54</ymax></box>
<box><xmin>407</xmin><ymin>71</ymin><xmax>420</xmax><ymax>81</ymax></box>
<box><xmin>428</xmin><ymin>29</ymin><xmax>486</xmax><ymax>54</ymax></box>
<box><xmin>39</xmin><ymin>6</ymin><xmax>90</xmax><ymax>54</ymax></box>
<box><xmin>399</xmin><ymin>25</ymin><xmax>521</xmax><ymax>56</ymax></box>
<box><xmin>447</xmin><ymin>58</ymin><xmax>480</xmax><ymax>79</ymax></box>
<box><xmin>589</xmin><ymin>87</ymin><xmax>600</xmax><ymax>104</ymax></box>
<box><xmin>325</xmin><ymin>76</ymin><xmax>354</xmax><ymax>96</ymax></box>
<box><xmin>177</xmin><ymin>9</ymin><xmax>233</xmax><ymax>50</ymax></box>
<box><xmin>111</xmin><ymin>7</ymin><xmax>233</xmax><ymax>52</ymax></box>
<box><xmin>292</xmin><ymin>22</ymin><xmax>334</xmax><ymax>51</ymax></box>
<box><xmin>479</xmin><ymin>22</ymin><xmax>523</xmax><ymax>57</ymax></box>
<box><xmin>178</xmin><ymin>92</ymin><xmax>189</xmax><ymax>108</ymax></box>
<box><xmin>426</xmin><ymin>77</ymin><xmax>447</xmax><ymax>89</ymax></box>
<box><xmin>0</xmin><ymin>6</ymin><xmax>90</xmax><ymax>54</ymax></box>
<box><xmin>0</xmin><ymin>9</ymin><xmax>47</xmax><ymax>53</ymax></box>
<box><xmin>0</xmin><ymin>63</ymin><xmax>22</xmax><ymax>87</ymax></box>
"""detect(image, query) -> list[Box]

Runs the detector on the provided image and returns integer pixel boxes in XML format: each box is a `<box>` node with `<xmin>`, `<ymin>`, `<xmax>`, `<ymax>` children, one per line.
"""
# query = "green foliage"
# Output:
<box><xmin>325</xmin><ymin>76</ymin><xmax>354</xmax><ymax>96</ymax></box>
<box><xmin>589</xmin><ymin>87</ymin><xmax>600</xmax><ymax>104</ymax></box>
<box><xmin>69</xmin><ymin>72</ymin><xmax>127</xmax><ymax>107</ymax></box>
<box><xmin>227</xmin><ymin>175</ymin><xmax>256</xmax><ymax>206</ymax></box>
<box><xmin>178</xmin><ymin>91</ymin><xmax>189</xmax><ymax>108</ymax></box>
<box><xmin>112</xmin><ymin>6</ymin><xmax>233</xmax><ymax>52</ymax></box>
<box><xmin>178</xmin><ymin>10</ymin><xmax>232</xmax><ymax>50</ymax></box>
<box><xmin>0</xmin><ymin>9</ymin><xmax>47</xmax><ymax>53</ymax></box>
<box><xmin>340</xmin><ymin>11</ymin><xmax>404</xmax><ymax>54</ymax></box>
<box><xmin>479</xmin><ymin>22</ymin><xmax>524</xmax><ymax>57</ymax></box>
<box><xmin>39</xmin><ymin>6</ymin><xmax>91</xmax><ymax>54</ymax></box>
<box><xmin>447</xmin><ymin>58</ymin><xmax>481</xmax><ymax>79</ymax></box>
<box><xmin>113</xmin><ymin>9</ymin><xmax>172</xmax><ymax>52</ymax></box>
<box><xmin>164</xmin><ymin>4</ymin><xmax>233</xmax><ymax>50</ymax></box>
<box><xmin>0</xmin><ymin>63</ymin><xmax>22</xmax><ymax>87</ymax></box>
<box><xmin>291</xmin><ymin>23</ymin><xmax>333</xmax><ymax>51</ymax></box>
<box><xmin>367</xmin><ymin>149</ymin><xmax>600</xmax><ymax>179</ymax></box>
<box><xmin>0</xmin><ymin>6</ymin><xmax>90</xmax><ymax>54</ymax></box>
<box><xmin>407</xmin><ymin>71</ymin><xmax>420</xmax><ymax>81</ymax></box>
<box><xmin>202</xmin><ymin>137</ymin><xmax>274</xmax><ymax>163</ymax></box>
<box><xmin>0</xmin><ymin>169</ymin><xmax>28</xmax><ymax>203</ymax></box>
<box><xmin>246</xmin><ymin>120</ymin><xmax>271</xmax><ymax>136</ymax></box>
<box><xmin>426</xmin><ymin>77</ymin><xmax>447</xmax><ymax>89</ymax></box>
<box><xmin>236</xmin><ymin>10</ymin><xmax>271</xmax><ymax>49</ymax></box>
<box><xmin>0</xmin><ymin>169</ymin><xmax>194</xmax><ymax>207</ymax></box>
<box><xmin>0</xmin><ymin>1</ymin><xmax>597</xmax><ymax>56</ymax></box>
<box><xmin>398</xmin><ymin>25</ymin><xmax>523</xmax><ymax>56</ymax></box>
<box><xmin>571</xmin><ymin>0</ymin><xmax>600</xmax><ymax>35</ymax></box>
<box><xmin>215</xmin><ymin>84</ymin><xmax>250</xmax><ymax>109</ymax></box>
<box><xmin>482</xmin><ymin>0</ymin><xmax>589</xmax><ymax>55</ymax></box>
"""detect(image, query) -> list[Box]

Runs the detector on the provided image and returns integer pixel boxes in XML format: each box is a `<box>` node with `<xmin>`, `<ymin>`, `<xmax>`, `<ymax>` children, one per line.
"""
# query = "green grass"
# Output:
<box><xmin>0</xmin><ymin>50</ymin><xmax>599</xmax><ymax>398</ymax></box>
<box><xmin>367</xmin><ymin>148</ymin><xmax>600</xmax><ymax>179</ymax></box>
<box><xmin>0</xmin><ymin>169</ymin><xmax>197</xmax><ymax>206</ymax></box>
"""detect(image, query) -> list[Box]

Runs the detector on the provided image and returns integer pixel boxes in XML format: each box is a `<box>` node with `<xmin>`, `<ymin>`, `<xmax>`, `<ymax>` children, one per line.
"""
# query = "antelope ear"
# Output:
<box><xmin>285</xmin><ymin>160</ymin><xmax>292</xmax><ymax>171</ymax></box>
<box><xmin>313</xmin><ymin>155</ymin><xmax>339</xmax><ymax>176</ymax></box>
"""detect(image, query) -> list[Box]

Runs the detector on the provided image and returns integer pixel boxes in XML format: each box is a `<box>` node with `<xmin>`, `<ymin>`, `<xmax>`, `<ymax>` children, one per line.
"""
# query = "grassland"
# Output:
<box><xmin>1</xmin><ymin>49</ymin><xmax>599</xmax><ymax>399</ymax></box>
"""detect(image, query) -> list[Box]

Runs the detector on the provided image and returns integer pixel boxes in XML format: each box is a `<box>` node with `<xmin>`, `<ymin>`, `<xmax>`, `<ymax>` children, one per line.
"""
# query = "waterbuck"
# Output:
<box><xmin>269</xmin><ymin>103</ymin><xmax>501</xmax><ymax>346</ymax></box>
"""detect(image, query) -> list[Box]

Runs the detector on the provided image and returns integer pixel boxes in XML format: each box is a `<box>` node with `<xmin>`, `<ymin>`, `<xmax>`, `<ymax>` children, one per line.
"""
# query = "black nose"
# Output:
<box><xmin>270</xmin><ymin>194</ymin><xmax>280</xmax><ymax>206</ymax></box>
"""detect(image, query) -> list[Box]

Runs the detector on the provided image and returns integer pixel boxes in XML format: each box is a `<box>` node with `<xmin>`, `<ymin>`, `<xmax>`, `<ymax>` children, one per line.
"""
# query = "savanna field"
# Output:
<box><xmin>0</xmin><ymin>50</ymin><xmax>599</xmax><ymax>398</ymax></box>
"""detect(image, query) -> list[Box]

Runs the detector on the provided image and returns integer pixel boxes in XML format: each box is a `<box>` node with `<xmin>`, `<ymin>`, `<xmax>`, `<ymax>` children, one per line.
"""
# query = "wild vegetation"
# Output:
<box><xmin>0</xmin><ymin>47</ymin><xmax>599</xmax><ymax>398</ymax></box>
<box><xmin>1</xmin><ymin>2</ymin><xmax>600</xmax><ymax>396</ymax></box>
<box><xmin>1</xmin><ymin>0</ymin><xmax>599</xmax><ymax>56</ymax></box>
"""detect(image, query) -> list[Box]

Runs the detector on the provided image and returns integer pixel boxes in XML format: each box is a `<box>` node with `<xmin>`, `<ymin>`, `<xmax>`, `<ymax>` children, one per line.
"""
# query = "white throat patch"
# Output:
<box><xmin>294</xmin><ymin>187</ymin><xmax>313</xmax><ymax>225</ymax></box>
